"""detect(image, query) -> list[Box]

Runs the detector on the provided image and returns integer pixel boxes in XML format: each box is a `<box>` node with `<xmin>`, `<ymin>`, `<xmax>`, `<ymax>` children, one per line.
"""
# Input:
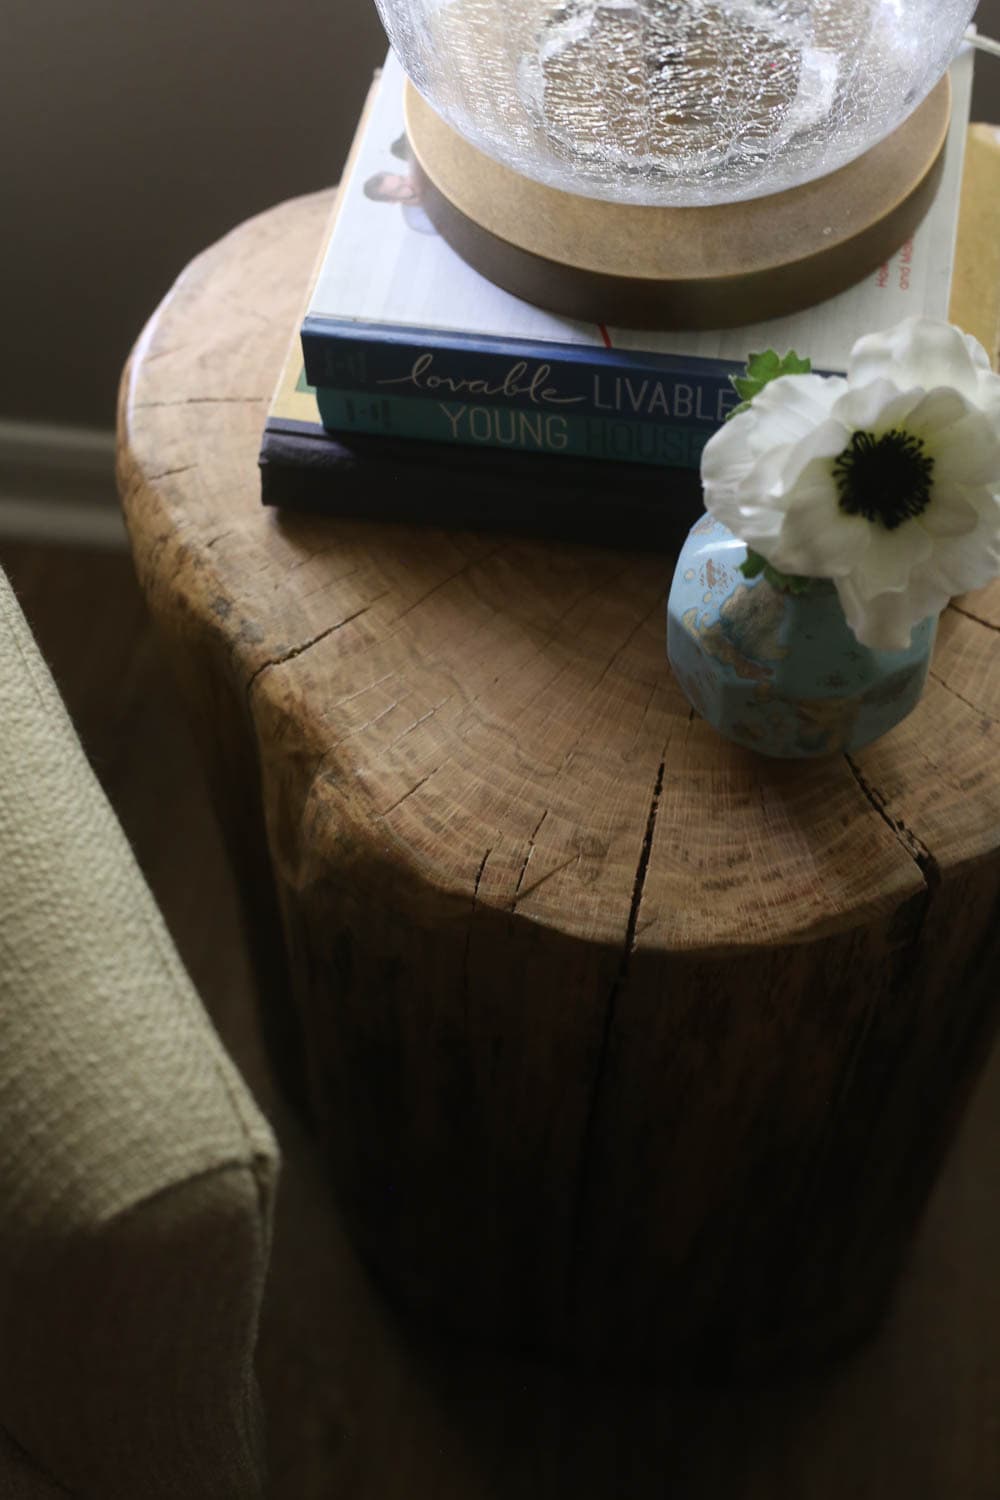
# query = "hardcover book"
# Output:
<box><xmin>259</xmin><ymin>336</ymin><xmax>703</xmax><ymax>550</ymax></box>
<box><xmin>300</xmin><ymin>46</ymin><xmax>975</xmax><ymax>471</ymax></box>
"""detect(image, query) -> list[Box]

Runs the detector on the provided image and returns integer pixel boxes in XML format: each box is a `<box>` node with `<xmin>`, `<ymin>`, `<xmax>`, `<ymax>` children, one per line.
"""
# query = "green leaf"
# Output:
<box><xmin>747</xmin><ymin>350</ymin><xmax>781</xmax><ymax>380</ymax></box>
<box><xmin>730</xmin><ymin>376</ymin><xmax>760</xmax><ymax>403</ymax></box>
<box><xmin>739</xmin><ymin>550</ymin><xmax>767</xmax><ymax>580</ymax></box>
<box><xmin>778</xmin><ymin>352</ymin><xmax>812</xmax><ymax>377</ymax></box>
<box><xmin>726</xmin><ymin>348</ymin><xmax>813</xmax><ymax>419</ymax></box>
<box><xmin>740</xmin><ymin>548</ymin><xmax>814</xmax><ymax>594</ymax></box>
<box><xmin>773</xmin><ymin>568</ymin><xmax>815</xmax><ymax>596</ymax></box>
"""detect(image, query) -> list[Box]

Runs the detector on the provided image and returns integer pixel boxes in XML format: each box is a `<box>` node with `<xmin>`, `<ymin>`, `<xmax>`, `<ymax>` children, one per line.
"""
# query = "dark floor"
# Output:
<box><xmin>4</xmin><ymin>536</ymin><xmax>1000</xmax><ymax>1500</ymax></box>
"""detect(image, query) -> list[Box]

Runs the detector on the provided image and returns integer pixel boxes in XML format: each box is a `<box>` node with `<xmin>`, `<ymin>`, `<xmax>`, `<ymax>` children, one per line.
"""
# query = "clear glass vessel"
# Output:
<box><xmin>375</xmin><ymin>0</ymin><xmax>977</xmax><ymax>207</ymax></box>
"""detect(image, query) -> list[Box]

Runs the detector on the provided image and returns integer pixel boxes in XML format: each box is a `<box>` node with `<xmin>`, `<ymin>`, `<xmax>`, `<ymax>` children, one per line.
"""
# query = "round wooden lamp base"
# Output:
<box><xmin>405</xmin><ymin>76</ymin><xmax>952</xmax><ymax>331</ymax></box>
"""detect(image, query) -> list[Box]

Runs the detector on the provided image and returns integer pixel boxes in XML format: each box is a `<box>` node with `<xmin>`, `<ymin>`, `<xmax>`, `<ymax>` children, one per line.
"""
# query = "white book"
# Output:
<box><xmin>304</xmin><ymin>45</ymin><xmax>974</xmax><ymax>381</ymax></box>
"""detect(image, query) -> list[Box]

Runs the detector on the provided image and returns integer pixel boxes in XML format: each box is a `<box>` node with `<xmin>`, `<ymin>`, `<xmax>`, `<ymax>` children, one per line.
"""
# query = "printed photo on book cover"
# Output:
<box><xmin>363</xmin><ymin>133</ymin><xmax>438</xmax><ymax>236</ymax></box>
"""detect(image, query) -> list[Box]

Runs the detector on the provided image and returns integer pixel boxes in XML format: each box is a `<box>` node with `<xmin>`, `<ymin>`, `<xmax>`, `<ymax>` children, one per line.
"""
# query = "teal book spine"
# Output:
<box><xmin>316</xmin><ymin>388</ymin><xmax>711</xmax><ymax>470</ymax></box>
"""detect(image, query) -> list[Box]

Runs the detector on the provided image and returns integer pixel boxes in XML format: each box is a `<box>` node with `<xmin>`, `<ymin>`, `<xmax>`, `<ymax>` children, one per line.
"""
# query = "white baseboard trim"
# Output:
<box><xmin>0</xmin><ymin>419</ymin><xmax>125</xmax><ymax>549</ymax></box>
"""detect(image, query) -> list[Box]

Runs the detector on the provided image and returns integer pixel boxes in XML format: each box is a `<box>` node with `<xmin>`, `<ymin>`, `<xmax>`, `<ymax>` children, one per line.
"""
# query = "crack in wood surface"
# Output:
<box><xmin>331</xmin><ymin>670</ymin><xmax>397</xmax><ymax>710</ymax></box>
<box><xmin>472</xmin><ymin>847</ymin><xmax>492</xmax><ymax>903</ymax></box>
<box><xmin>463</xmin><ymin>845</ymin><xmax>493</xmax><ymax>1026</ymax></box>
<box><xmin>311</xmin><ymin>684</ymin><xmax>451</xmax><ymax>800</ymax></box>
<box><xmin>845</xmin><ymin>755</ymin><xmax>940</xmax><ymax>892</ymax></box>
<box><xmin>621</xmin><ymin>759</ymin><xmax>668</xmax><ymax>972</ymax></box>
<box><xmin>217</xmin><ymin>291</ymin><xmax>275</xmax><ymax>328</ymax></box>
<box><xmin>950</xmin><ymin>599</ymin><xmax>1000</xmax><ymax>632</ymax></box>
<box><xmin>382</xmin><ymin>697</ymin><xmax>453</xmax><ymax>756</ymax></box>
<box><xmin>513</xmin><ymin>852</ymin><xmax>579</xmax><ymax>908</ymax></box>
<box><xmin>589</xmin><ymin>594</ymin><xmax>666</xmax><ymax>693</ymax></box>
<box><xmin>245</xmin><ymin>603</ymin><xmax>377</xmax><ymax>697</ymax></box>
<box><xmin>287</xmin><ymin>547</ymin><xmax>358</xmax><ymax>577</ymax></box>
<box><xmin>928</xmin><ymin>666</ymin><xmax>999</xmax><ymax>724</ymax></box>
<box><xmin>376</xmin><ymin>768</ymin><xmax>441</xmax><ymax>820</ymax></box>
<box><xmin>512</xmin><ymin>809</ymin><xmax>549</xmax><ymax>906</ymax></box>
<box><xmin>139</xmin><ymin>343</ymin><xmax>190</xmax><ymax>364</ymax></box>
<box><xmin>330</xmin><ymin>696</ymin><xmax>405</xmax><ymax>753</ymax></box>
<box><xmin>389</xmin><ymin>550</ymin><xmax>502</xmax><ymax>625</ymax></box>
<box><xmin>146</xmin><ymin>464</ymin><xmax>196</xmax><ymax>483</ymax></box>
<box><xmin>565</xmin><ymin>749</ymin><xmax>668</xmax><ymax>1331</ymax></box>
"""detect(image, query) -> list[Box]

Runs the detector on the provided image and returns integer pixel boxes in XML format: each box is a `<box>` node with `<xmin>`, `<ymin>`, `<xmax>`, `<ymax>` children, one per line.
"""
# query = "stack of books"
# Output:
<box><xmin>260</xmin><ymin>47</ymin><xmax>975</xmax><ymax>548</ymax></box>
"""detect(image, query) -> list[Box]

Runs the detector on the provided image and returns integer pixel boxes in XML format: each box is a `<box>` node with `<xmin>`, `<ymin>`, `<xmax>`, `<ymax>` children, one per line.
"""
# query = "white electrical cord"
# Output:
<box><xmin>966</xmin><ymin>28</ymin><xmax>1000</xmax><ymax>60</ymax></box>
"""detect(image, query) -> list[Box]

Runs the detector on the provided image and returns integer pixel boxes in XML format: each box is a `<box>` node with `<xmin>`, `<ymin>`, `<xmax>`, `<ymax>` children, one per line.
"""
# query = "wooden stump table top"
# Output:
<box><xmin>117</xmin><ymin>152</ymin><xmax>1000</xmax><ymax>1370</ymax></box>
<box><xmin>118</xmin><ymin>179</ymin><xmax>1000</xmax><ymax>971</ymax></box>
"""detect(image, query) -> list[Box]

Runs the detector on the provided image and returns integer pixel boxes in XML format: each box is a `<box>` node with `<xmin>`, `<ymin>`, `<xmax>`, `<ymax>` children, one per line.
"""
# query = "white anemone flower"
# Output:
<box><xmin>701</xmin><ymin>317</ymin><xmax>1000</xmax><ymax>651</ymax></box>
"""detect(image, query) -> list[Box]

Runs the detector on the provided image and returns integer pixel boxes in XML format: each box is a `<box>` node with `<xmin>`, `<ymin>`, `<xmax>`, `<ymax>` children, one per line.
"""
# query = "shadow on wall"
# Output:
<box><xmin>1</xmin><ymin>0</ymin><xmax>1000</xmax><ymax>434</ymax></box>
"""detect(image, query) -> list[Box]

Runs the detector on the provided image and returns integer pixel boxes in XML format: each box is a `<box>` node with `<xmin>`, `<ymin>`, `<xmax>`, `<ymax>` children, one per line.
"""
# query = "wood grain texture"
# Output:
<box><xmin>117</xmin><ymin>167</ymin><xmax>1000</xmax><ymax>1370</ymax></box>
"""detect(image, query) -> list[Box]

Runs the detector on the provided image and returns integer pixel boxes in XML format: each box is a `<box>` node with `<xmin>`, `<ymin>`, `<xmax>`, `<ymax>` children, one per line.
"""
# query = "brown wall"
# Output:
<box><xmin>1</xmin><ymin>0</ymin><xmax>999</xmax><ymax>432</ymax></box>
<box><xmin>0</xmin><ymin>0</ymin><xmax>388</xmax><ymax>429</ymax></box>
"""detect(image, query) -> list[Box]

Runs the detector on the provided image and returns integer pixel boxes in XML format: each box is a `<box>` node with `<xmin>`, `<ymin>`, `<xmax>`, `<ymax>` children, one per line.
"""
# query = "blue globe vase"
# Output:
<box><xmin>667</xmin><ymin>515</ymin><xmax>937</xmax><ymax>759</ymax></box>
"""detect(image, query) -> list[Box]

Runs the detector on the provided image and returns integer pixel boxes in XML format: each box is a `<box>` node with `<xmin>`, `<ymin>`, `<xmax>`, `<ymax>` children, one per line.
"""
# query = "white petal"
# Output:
<box><xmin>830</xmin><ymin>379</ymin><xmax>919</xmax><ymax>433</ymax></box>
<box><xmin>902</xmin><ymin>386</ymin><xmax>976</xmax><ymax>441</ymax></box>
<box><xmin>836</xmin><ymin>576</ymin><xmax>941</xmax><ymax>653</ymax></box>
<box><xmin>736</xmin><ymin>442</ymin><xmax>798</xmax><ymax>504</ymax></box>
<box><xmin>701</xmin><ymin>409</ymin><xmax>758</xmax><ymax>487</ymax></box>
<box><xmin>932</xmin><ymin>415</ymin><xmax>1000</xmax><ymax>490</ymax></box>
<box><xmin>762</xmin><ymin>462</ymin><xmax>870</xmax><ymax>577</ymax></box>
<box><xmin>959</xmin><ymin>329</ymin><xmax>1000</xmax><ymax>420</ymax></box>
<box><xmin>727</xmin><ymin>420</ymin><xmax>848</xmax><ymax>555</ymax></box>
<box><xmin>972</xmin><ymin>366</ymin><xmax>1000</xmax><ymax>425</ymax></box>
<box><xmin>702</xmin><ymin>484</ymin><xmax>752</xmax><ymax>539</ymax></box>
<box><xmin>964</xmin><ymin>331</ymin><xmax>994</xmax><ymax>374</ymax></box>
<box><xmin>763</xmin><ymin>417</ymin><xmax>848</xmax><ymax>496</ymax></box>
<box><xmin>747</xmin><ymin>373</ymin><xmax>846</xmax><ymax>444</ymax></box>
<box><xmin>916</xmin><ymin>509</ymin><xmax>1000</xmax><ymax>596</ymax></box>
<box><xmin>703</xmin><ymin>377</ymin><xmax>845</xmax><ymax>537</ymax></box>
<box><xmin>849</xmin><ymin>317</ymin><xmax>985</xmax><ymax>401</ymax></box>
<box><xmin>918</xmin><ymin>484</ymin><xmax>982</xmax><ymax>538</ymax></box>
<box><xmin>962</xmin><ymin>484</ymin><xmax>1000</xmax><ymax>524</ymax></box>
<box><xmin>845</xmin><ymin>519</ymin><xmax>933</xmax><ymax>601</ymax></box>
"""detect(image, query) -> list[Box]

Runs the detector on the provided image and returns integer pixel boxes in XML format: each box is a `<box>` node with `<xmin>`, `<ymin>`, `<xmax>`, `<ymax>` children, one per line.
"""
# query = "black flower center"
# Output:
<box><xmin>833</xmin><ymin>428</ymin><xmax>935</xmax><ymax>530</ymax></box>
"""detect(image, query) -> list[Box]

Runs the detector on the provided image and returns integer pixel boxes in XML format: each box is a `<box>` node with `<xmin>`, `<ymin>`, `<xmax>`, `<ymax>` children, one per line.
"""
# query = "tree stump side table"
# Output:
<box><xmin>118</xmin><ymin>143</ymin><xmax>1000</xmax><ymax>1372</ymax></box>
